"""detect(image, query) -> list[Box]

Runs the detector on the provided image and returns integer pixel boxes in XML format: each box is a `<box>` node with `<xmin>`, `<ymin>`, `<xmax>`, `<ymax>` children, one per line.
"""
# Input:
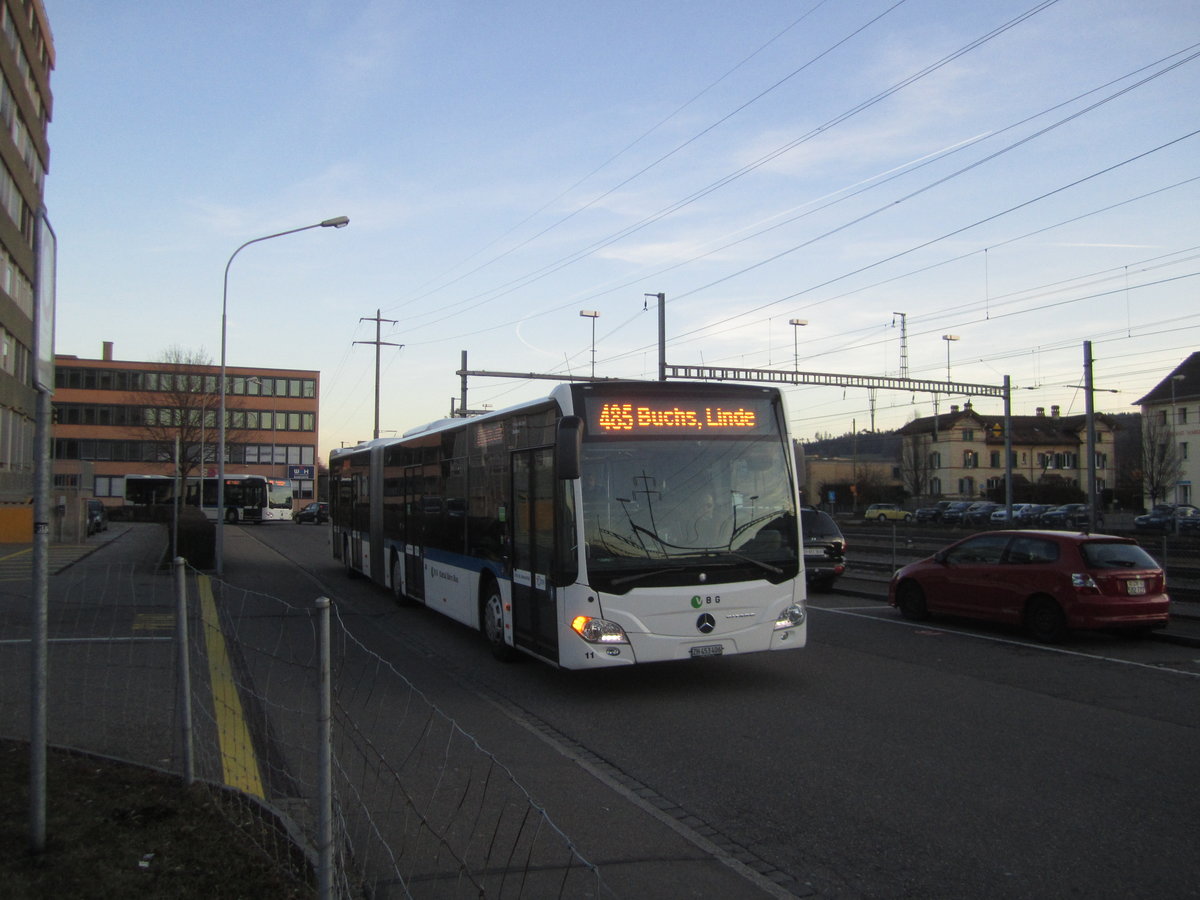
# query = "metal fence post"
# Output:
<box><xmin>316</xmin><ymin>596</ymin><xmax>333</xmax><ymax>900</ymax></box>
<box><xmin>174</xmin><ymin>557</ymin><xmax>194</xmax><ymax>785</ymax></box>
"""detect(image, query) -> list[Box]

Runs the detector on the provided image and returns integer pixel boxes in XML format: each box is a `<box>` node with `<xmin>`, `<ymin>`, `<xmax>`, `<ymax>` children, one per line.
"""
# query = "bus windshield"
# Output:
<box><xmin>266</xmin><ymin>479</ymin><xmax>294</xmax><ymax>517</ymax></box>
<box><xmin>579</xmin><ymin>435</ymin><xmax>797</xmax><ymax>590</ymax></box>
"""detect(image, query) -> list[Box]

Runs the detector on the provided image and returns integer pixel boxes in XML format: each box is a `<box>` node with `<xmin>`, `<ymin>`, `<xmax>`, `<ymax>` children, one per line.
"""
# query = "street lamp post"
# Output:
<box><xmin>579</xmin><ymin>310</ymin><xmax>600</xmax><ymax>378</ymax></box>
<box><xmin>788</xmin><ymin>318</ymin><xmax>808</xmax><ymax>376</ymax></box>
<box><xmin>217</xmin><ymin>216</ymin><xmax>348</xmax><ymax>575</ymax></box>
<box><xmin>1171</xmin><ymin>373</ymin><xmax>1185</xmax><ymax>504</ymax></box>
<box><xmin>942</xmin><ymin>334</ymin><xmax>960</xmax><ymax>382</ymax></box>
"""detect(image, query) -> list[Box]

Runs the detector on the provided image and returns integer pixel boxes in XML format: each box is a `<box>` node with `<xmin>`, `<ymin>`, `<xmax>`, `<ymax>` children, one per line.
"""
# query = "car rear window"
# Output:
<box><xmin>1079</xmin><ymin>541</ymin><xmax>1159</xmax><ymax>570</ymax></box>
<box><xmin>801</xmin><ymin>510</ymin><xmax>841</xmax><ymax>539</ymax></box>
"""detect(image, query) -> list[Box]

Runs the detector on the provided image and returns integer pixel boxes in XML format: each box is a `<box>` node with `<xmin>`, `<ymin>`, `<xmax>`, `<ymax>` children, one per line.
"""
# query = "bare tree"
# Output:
<box><xmin>899</xmin><ymin>433</ymin><xmax>934</xmax><ymax>499</ymax></box>
<box><xmin>1140</xmin><ymin>410</ymin><xmax>1183</xmax><ymax>506</ymax></box>
<box><xmin>125</xmin><ymin>346</ymin><xmax>239</xmax><ymax>481</ymax></box>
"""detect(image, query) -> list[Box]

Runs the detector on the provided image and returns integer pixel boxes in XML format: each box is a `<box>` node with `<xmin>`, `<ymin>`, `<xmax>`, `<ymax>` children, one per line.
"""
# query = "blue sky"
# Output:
<box><xmin>43</xmin><ymin>0</ymin><xmax>1199</xmax><ymax>458</ymax></box>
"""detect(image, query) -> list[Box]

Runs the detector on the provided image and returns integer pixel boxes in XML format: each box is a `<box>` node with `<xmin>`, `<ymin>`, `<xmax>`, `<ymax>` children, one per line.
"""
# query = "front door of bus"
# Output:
<box><xmin>511</xmin><ymin>448</ymin><xmax>559</xmax><ymax>661</ymax></box>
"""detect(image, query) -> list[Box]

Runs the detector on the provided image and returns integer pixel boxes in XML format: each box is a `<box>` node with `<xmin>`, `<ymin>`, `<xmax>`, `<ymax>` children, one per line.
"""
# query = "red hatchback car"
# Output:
<box><xmin>888</xmin><ymin>530</ymin><xmax>1169</xmax><ymax>642</ymax></box>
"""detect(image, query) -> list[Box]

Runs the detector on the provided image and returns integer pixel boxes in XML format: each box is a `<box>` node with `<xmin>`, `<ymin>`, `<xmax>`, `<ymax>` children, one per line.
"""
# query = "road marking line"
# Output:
<box><xmin>0</xmin><ymin>637</ymin><xmax>172</xmax><ymax>645</ymax></box>
<box><xmin>809</xmin><ymin>605</ymin><xmax>1200</xmax><ymax>679</ymax></box>
<box><xmin>197</xmin><ymin>574</ymin><xmax>265</xmax><ymax>797</ymax></box>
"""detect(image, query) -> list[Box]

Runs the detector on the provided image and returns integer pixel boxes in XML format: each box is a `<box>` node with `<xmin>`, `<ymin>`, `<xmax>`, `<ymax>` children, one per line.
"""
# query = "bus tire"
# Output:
<box><xmin>391</xmin><ymin>555</ymin><xmax>413</xmax><ymax>606</ymax></box>
<box><xmin>226</xmin><ymin>508</ymin><xmax>239</xmax><ymax>524</ymax></box>
<box><xmin>480</xmin><ymin>580</ymin><xmax>517</xmax><ymax>662</ymax></box>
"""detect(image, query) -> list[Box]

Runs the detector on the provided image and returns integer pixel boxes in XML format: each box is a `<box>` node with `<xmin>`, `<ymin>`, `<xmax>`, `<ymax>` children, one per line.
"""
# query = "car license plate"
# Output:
<box><xmin>690</xmin><ymin>643</ymin><xmax>724</xmax><ymax>658</ymax></box>
<box><xmin>1127</xmin><ymin>579</ymin><xmax>1146</xmax><ymax>596</ymax></box>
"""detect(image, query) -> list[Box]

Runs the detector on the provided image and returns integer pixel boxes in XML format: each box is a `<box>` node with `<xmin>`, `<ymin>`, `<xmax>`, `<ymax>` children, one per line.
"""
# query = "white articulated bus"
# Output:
<box><xmin>124</xmin><ymin>473</ymin><xmax>293</xmax><ymax>522</ymax></box>
<box><xmin>330</xmin><ymin>380</ymin><xmax>806</xmax><ymax>668</ymax></box>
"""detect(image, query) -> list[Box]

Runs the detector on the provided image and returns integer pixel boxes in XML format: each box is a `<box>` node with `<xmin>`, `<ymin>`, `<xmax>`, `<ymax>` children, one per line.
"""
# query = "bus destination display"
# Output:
<box><xmin>584</xmin><ymin>395</ymin><xmax>776</xmax><ymax>436</ymax></box>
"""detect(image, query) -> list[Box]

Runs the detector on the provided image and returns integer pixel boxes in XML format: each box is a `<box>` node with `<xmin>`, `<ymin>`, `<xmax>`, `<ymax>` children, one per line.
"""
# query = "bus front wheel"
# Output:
<box><xmin>225</xmin><ymin>508</ymin><xmax>239</xmax><ymax>524</ymax></box>
<box><xmin>481</xmin><ymin>583</ymin><xmax>517</xmax><ymax>662</ymax></box>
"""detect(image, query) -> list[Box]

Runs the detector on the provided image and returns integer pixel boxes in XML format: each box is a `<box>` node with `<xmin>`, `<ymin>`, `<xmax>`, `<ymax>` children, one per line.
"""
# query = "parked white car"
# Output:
<box><xmin>990</xmin><ymin>503</ymin><xmax>1030</xmax><ymax>525</ymax></box>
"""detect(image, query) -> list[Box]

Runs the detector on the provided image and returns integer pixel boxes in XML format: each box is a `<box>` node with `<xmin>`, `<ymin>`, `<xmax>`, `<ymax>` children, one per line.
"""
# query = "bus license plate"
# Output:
<box><xmin>690</xmin><ymin>644</ymin><xmax>724</xmax><ymax>658</ymax></box>
<box><xmin>1127</xmin><ymin>579</ymin><xmax>1146</xmax><ymax>596</ymax></box>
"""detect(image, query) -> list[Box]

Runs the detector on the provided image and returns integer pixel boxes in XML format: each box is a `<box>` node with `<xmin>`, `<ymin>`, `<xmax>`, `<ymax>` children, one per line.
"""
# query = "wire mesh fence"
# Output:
<box><xmin>3</xmin><ymin>549</ymin><xmax>612</xmax><ymax>899</ymax></box>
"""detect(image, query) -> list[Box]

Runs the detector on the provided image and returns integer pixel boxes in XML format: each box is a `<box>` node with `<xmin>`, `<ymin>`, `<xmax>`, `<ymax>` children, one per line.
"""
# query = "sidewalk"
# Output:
<box><xmin>19</xmin><ymin>521</ymin><xmax>794</xmax><ymax>899</ymax></box>
<box><xmin>0</xmin><ymin>520</ymin><xmax>162</xmax><ymax>576</ymax></box>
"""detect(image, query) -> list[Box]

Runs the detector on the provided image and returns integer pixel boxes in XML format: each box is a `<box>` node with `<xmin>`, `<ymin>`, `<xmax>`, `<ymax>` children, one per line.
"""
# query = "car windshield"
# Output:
<box><xmin>1079</xmin><ymin>541</ymin><xmax>1159</xmax><ymax>570</ymax></box>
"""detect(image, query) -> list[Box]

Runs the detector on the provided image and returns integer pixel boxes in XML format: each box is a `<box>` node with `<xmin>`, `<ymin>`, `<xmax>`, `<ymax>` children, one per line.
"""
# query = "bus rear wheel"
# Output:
<box><xmin>481</xmin><ymin>582</ymin><xmax>517</xmax><ymax>662</ymax></box>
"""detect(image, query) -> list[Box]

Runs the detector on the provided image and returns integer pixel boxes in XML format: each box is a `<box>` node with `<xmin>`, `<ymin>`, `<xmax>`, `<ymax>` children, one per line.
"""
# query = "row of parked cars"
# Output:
<box><xmin>1133</xmin><ymin>503</ymin><xmax>1200</xmax><ymax>534</ymax></box>
<box><xmin>911</xmin><ymin>500</ymin><xmax>1101</xmax><ymax>529</ymax></box>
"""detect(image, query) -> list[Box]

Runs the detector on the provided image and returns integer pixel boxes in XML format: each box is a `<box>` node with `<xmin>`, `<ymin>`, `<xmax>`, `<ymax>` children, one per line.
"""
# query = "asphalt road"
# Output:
<box><xmin>245</xmin><ymin>522</ymin><xmax>1200</xmax><ymax>899</ymax></box>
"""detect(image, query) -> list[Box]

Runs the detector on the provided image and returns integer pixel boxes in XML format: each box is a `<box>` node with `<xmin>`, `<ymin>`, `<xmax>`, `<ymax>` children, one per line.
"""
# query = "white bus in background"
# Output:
<box><xmin>330</xmin><ymin>380</ymin><xmax>806</xmax><ymax>669</ymax></box>
<box><xmin>124</xmin><ymin>473</ymin><xmax>293</xmax><ymax>523</ymax></box>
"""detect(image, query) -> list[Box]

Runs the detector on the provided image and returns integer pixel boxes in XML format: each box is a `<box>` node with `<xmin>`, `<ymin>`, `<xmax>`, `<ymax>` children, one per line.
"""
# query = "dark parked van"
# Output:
<box><xmin>801</xmin><ymin>508</ymin><xmax>846</xmax><ymax>592</ymax></box>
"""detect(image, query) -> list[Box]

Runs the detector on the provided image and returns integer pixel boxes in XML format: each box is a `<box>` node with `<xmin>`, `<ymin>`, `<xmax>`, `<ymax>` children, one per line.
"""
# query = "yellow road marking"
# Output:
<box><xmin>133</xmin><ymin>613</ymin><xmax>176</xmax><ymax>633</ymax></box>
<box><xmin>0</xmin><ymin>547</ymin><xmax>30</xmax><ymax>561</ymax></box>
<box><xmin>197</xmin><ymin>574</ymin><xmax>264</xmax><ymax>798</ymax></box>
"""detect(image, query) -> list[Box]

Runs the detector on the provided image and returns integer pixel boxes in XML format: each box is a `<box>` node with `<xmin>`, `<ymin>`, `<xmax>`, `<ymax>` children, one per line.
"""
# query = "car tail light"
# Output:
<box><xmin>1071</xmin><ymin>573</ymin><xmax>1099</xmax><ymax>594</ymax></box>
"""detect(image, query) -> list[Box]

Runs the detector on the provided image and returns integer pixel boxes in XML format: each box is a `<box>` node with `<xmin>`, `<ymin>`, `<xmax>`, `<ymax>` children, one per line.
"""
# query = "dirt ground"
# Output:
<box><xmin>0</xmin><ymin>739</ymin><xmax>313</xmax><ymax>898</ymax></box>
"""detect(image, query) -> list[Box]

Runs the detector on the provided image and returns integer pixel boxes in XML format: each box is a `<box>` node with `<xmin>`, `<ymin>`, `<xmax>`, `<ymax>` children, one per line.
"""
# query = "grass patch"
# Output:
<box><xmin>0</xmin><ymin>739</ymin><xmax>313</xmax><ymax>898</ymax></box>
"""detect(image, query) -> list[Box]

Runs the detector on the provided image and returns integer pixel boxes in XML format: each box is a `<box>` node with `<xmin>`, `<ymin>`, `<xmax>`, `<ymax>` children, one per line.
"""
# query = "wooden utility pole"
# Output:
<box><xmin>354</xmin><ymin>309</ymin><xmax>402</xmax><ymax>440</ymax></box>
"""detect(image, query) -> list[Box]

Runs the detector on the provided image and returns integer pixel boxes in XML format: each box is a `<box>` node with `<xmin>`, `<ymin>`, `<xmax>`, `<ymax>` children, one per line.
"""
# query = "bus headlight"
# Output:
<box><xmin>774</xmin><ymin>604</ymin><xmax>805</xmax><ymax>630</ymax></box>
<box><xmin>571</xmin><ymin>616</ymin><xmax>629</xmax><ymax>644</ymax></box>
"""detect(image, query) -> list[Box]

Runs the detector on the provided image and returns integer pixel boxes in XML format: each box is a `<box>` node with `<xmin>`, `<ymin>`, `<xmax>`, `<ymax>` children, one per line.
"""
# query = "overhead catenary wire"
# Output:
<box><xmin>382</xmin><ymin>0</ymin><xmax>1065</xmax><ymax>334</ymax></box>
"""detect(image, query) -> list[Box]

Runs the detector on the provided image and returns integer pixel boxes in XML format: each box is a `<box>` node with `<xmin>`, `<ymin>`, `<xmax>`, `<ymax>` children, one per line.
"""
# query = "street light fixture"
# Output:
<box><xmin>580</xmin><ymin>310</ymin><xmax>600</xmax><ymax>379</ymax></box>
<box><xmin>788</xmin><ymin>318</ymin><xmax>808</xmax><ymax>374</ymax></box>
<box><xmin>942</xmin><ymin>334</ymin><xmax>960</xmax><ymax>382</ymax></box>
<box><xmin>216</xmin><ymin>215</ymin><xmax>348</xmax><ymax>575</ymax></box>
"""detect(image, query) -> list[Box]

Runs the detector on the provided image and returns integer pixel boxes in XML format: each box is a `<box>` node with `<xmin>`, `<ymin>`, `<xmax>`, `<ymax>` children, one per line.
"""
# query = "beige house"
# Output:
<box><xmin>1134</xmin><ymin>352</ymin><xmax>1199</xmax><ymax>507</ymax></box>
<box><xmin>800</xmin><ymin>455</ymin><xmax>903</xmax><ymax>509</ymax></box>
<box><xmin>896</xmin><ymin>402</ymin><xmax>1117</xmax><ymax>502</ymax></box>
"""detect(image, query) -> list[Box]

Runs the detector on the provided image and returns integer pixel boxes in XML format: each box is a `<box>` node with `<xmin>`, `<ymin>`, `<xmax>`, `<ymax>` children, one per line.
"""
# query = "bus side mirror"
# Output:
<box><xmin>556</xmin><ymin>416</ymin><xmax>582</xmax><ymax>480</ymax></box>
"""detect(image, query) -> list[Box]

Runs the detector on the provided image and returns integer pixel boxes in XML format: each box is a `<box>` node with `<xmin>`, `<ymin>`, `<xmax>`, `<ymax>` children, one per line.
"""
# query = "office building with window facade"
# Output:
<box><xmin>0</xmin><ymin>0</ymin><xmax>52</xmax><ymax>539</ymax></box>
<box><xmin>53</xmin><ymin>344</ymin><xmax>320</xmax><ymax>508</ymax></box>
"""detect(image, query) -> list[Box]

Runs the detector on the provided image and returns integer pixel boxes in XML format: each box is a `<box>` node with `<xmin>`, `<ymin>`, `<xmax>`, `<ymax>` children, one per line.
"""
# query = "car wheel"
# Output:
<box><xmin>896</xmin><ymin>581</ymin><xmax>929</xmax><ymax>621</ymax></box>
<box><xmin>1025</xmin><ymin>596</ymin><xmax>1066</xmax><ymax>643</ymax></box>
<box><xmin>877</xmin><ymin>514</ymin><xmax>888</xmax><ymax>522</ymax></box>
<box><xmin>903</xmin><ymin>514</ymin><xmax>912</xmax><ymax>523</ymax></box>
<box><xmin>480</xmin><ymin>581</ymin><xmax>517</xmax><ymax>662</ymax></box>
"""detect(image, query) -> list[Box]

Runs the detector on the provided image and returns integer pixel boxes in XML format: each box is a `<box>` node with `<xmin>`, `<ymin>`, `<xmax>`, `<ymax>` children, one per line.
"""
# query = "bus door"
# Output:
<box><xmin>510</xmin><ymin>447</ymin><xmax>559</xmax><ymax>661</ymax></box>
<box><xmin>402</xmin><ymin>465</ymin><xmax>425</xmax><ymax>603</ymax></box>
